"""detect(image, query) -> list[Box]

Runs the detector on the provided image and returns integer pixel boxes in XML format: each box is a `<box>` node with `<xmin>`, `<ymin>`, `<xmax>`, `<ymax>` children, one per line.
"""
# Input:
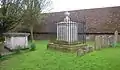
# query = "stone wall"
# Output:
<box><xmin>33</xmin><ymin>33</ymin><xmax>120</xmax><ymax>43</ymax></box>
<box><xmin>33</xmin><ymin>34</ymin><xmax>57</xmax><ymax>40</ymax></box>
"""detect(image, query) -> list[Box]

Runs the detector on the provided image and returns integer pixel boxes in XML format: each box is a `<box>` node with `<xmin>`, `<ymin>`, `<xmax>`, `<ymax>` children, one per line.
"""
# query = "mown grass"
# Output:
<box><xmin>0</xmin><ymin>40</ymin><xmax>120</xmax><ymax>70</ymax></box>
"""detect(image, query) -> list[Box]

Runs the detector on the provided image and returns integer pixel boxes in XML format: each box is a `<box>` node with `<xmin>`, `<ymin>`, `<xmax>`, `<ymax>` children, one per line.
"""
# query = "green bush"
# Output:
<box><xmin>111</xmin><ymin>43</ymin><xmax>120</xmax><ymax>47</ymax></box>
<box><xmin>30</xmin><ymin>43</ymin><xmax>36</xmax><ymax>51</ymax></box>
<box><xmin>14</xmin><ymin>46</ymin><xmax>21</xmax><ymax>54</ymax></box>
<box><xmin>0</xmin><ymin>54</ymin><xmax>2</xmax><ymax>58</ymax></box>
<box><xmin>0</xmin><ymin>36</ymin><xmax>5</xmax><ymax>42</ymax></box>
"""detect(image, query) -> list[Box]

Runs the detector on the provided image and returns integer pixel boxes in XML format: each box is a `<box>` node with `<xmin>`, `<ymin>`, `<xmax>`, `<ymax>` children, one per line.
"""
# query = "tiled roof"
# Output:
<box><xmin>22</xmin><ymin>6</ymin><xmax>120</xmax><ymax>33</ymax></box>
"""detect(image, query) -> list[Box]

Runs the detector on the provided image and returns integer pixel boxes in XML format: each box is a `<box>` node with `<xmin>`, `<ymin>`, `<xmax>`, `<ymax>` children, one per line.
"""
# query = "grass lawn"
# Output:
<box><xmin>0</xmin><ymin>40</ymin><xmax>120</xmax><ymax>70</ymax></box>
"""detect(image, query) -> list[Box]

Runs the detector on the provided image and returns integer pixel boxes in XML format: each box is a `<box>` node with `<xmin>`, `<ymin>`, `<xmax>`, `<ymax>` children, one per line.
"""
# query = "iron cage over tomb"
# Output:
<box><xmin>56</xmin><ymin>11</ymin><xmax>86</xmax><ymax>43</ymax></box>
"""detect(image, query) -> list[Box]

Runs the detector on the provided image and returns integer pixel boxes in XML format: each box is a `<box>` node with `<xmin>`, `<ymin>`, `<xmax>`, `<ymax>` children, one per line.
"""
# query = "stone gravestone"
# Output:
<box><xmin>114</xmin><ymin>30</ymin><xmax>118</xmax><ymax>45</ymax></box>
<box><xmin>88</xmin><ymin>46</ymin><xmax>94</xmax><ymax>52</ymax></box>
<box><xmin>77</xmin><ymin>49</ymin><xmax>85</xmax><ymax>56</ymax></box>
<box><xmin>105</xmin><ymin>35</ymin><xmax>109</xmax><ymax>47</ymax></box>
<box><xmin>108</xmin><ymin>36</ymin><xmax>113</xmax><ymax>47</ymax></box>
<box><xmin>99</xmin><ymin>36</ymin><xmax>102</xmax><ymax>49</ymax></box>
<box><xmin>101</xmin><ymin>35</ymin><xmax>108</xmax><ymax>48</ymax></box>
<box><xmin>101</xmin><ymin>36</ymin><xmax>104</xmax><ymax>48</ymax></box>
<box><xmin>95</xmin><ymin>36</ymin><xmax>102</xmax><ymax>50</ymax></box>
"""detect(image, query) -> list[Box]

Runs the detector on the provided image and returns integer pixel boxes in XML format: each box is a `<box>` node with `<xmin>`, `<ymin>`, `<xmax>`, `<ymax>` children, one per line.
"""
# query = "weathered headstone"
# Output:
<box><xmin>105</xmin><ymin>35</ymin><xmax>109</xmax><ymax>47</ymax></box>
<box><xmin>95</xmin><ymin>36</ymin><xmax>102</xmax><ymax>50</ymax></box>
<box><xmin>81</xmin><ymin>47</ymin><xmax>89</xmax><ymax>53</ymax></box>
<box><xmin>101</xmin><ymin>35</ymin><xmax>109</xmax><ymax>48</ymax></box>
<box><xmin>77</xmin><ymin>49</ymin><xmax>85</xmax><ymax>56</ymax></box>
<box><xmin>88</xmin><ymin>46</ymin><xmax>94</xmax><ymax>52</ymax></box>
<box><xmin>86</xmin><ymin>36</ymin><xmax>90</xmax><ymax>41</ymax></box>
<box><xmin>101</xmin><ymin>36</ymin><xmax>104</xmax><ymax>48</ymax></box>
<box><xmin>108</xmin><ymin>36</ymin><xmax>113</xmax><ymax>46</ymax></box>
<box><xmin>114</xmin><ymin>30</ymin><xmax>118</xmax><ymax>44</ymax></box>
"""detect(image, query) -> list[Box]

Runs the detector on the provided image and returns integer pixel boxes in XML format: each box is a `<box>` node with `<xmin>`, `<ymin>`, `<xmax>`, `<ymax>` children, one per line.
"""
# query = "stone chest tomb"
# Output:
<box><xmin>3</xmin><ymin>33</ymin><xmax>30</xmax><ymax>50</ymax></box>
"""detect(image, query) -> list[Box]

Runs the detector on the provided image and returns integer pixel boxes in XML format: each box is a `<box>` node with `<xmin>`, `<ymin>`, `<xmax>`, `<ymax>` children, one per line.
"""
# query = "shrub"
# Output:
<box><xmin>14</xmin><ymin>46</ymin><xmax>21</xmax><ymax>54</ymax></box>
<box><xmin>0</xmin><ymin>36</ymin><xmax>5</xmax><ymax>42</ymax></box>
<box><xmin>112</xmin><ymin>43</ymin><xmax>120</xmax><ymax>47</ymax></box>
<box><xmin>0</xmin><ymin>54</ymin><xmax>2</xmax><ymax>58</ymax></box>
<box><xmin>30</xmin><ymin>43</ymin><xmax>36</xmax><ymax>51</ymax></box>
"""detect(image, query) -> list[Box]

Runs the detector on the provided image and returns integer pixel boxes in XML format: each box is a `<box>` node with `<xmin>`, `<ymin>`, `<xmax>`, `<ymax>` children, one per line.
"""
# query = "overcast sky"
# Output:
<box><xmin>0</xmin><ymin>0</ymin><xmax>120</xmax><ymax>13</ymax></box>
<box><xmin>51</xmin><ymin>0</ymin><xmax>120</xmax><ymax>12</ymax></box>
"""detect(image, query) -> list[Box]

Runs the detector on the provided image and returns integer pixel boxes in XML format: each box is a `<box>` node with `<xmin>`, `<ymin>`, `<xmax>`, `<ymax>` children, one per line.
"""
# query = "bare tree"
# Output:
<box><xmin>22</xmin><ymin>0</ymin><xmax>52</xmax><ymax>42</ymax></box>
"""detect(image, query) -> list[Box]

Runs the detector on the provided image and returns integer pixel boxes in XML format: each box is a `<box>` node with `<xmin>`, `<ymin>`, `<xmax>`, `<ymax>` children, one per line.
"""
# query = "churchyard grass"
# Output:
<box><xmin>0</xmin><ymin>40</ymin><xmax>120</xmax><ymax>70</ymax></box>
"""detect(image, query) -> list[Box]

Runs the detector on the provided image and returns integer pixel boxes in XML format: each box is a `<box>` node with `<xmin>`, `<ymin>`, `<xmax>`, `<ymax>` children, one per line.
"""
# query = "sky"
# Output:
<box><xmin>0</xmin><ymin>0</ymin><xmax>120</xmax><ymax>13</ymax></box>
<box><xmin>50</xmin><ymin>0</ymin><xmax>120</xmax><ymax>12</ymax></box>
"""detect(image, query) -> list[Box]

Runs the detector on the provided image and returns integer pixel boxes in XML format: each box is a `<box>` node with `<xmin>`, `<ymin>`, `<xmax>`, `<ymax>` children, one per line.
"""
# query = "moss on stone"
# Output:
<box><xmin>47</xmin><ymin>41</ymin><xmax>88</xmax><ymax>52</ymax></box>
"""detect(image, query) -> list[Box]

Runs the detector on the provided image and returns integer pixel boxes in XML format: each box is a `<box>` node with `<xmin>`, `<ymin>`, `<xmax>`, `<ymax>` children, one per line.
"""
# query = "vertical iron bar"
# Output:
<box><xmin>60</xmin><ymin>24</ymin><xmax>62</xmax><ymax>40</ymax></box>
<box><xmin>57</xmin><ymin>24</ymin><xmax>58</xmax><ymax>40</ymax></box>
<box><xmin>72</xmin><ymin>23</ymin><xmax>73</xmax><ymax>43</ymax></box>
<box><xmin>83</xmin><ymin>19</ymin><xmax>85</xmax><ymax>43</ymax></box>
<box><xmin>84</xmin><ymin>16</ymin><xmax>86</xmax><ymax>43</ymax></box>
<box><xmin>69</xmin><ymin>22</ymin><xmax>70</xmax><ymax>43</ymax></box>
<box><xmin>61</xmin><ymin>24</ymin><xmax>63</xmax><ymax>41</ymax></box>
<box><xmin>62</xmin><ymin>25</ymin><xmax>63</xmax><ymax>41</ymax></box>
<box><xmin>62</xmin><ymin>24</ymin><xmax>64</xmax><ymax>41</ymax></box>
<box><xmin>59</xmin><ymin>25</ymin><xmax>61</xmax><ymax>40</ymax></box>
<box><xmin>70</xmin><ymin>22</ymin><xmax>71</xmax><ymax>44</ymax></box>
